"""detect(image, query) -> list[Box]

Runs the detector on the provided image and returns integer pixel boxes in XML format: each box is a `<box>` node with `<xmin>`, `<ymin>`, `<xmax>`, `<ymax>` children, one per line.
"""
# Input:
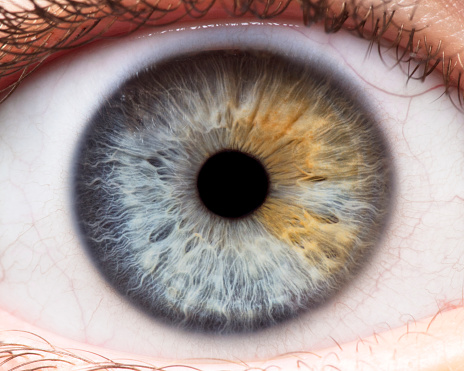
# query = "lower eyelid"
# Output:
<box><xmin>1</xmin><ymin>307</ymin><xmax>463</xmax><ymax>369</ymax></box>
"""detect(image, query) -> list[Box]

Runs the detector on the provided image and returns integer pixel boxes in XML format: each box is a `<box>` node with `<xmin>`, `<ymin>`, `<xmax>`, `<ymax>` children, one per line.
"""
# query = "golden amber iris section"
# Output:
<box><xmin>225</xmin><ymin>63</ymin><xmax>390</xmax><ymax>282</ymax></box>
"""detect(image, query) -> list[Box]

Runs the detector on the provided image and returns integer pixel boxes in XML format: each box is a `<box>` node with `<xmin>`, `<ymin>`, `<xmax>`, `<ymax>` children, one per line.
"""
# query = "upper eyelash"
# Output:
<box><xmin>0</xmin><ymin>0</ymin><xmax>461</xmax><ymax>108</ymax></box>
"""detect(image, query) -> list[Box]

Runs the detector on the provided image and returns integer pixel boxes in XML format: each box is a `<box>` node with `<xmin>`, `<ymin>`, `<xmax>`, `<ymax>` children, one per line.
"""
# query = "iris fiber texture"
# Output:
<box><xmin>74</xmin><ymin>51</ymin><xmax>392</xmax><ymax>333</ymax></box>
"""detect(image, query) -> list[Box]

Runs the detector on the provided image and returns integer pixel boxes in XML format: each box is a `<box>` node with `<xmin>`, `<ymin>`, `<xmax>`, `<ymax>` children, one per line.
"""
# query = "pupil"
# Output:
<box><xmin>197</xmin><ymin>150</ymin><xmax>269</xmax><ymax>218</ymax></box>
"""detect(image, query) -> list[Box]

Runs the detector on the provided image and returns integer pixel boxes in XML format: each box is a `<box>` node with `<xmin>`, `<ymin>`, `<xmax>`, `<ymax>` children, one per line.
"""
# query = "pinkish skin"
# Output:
<box><xmin>0</xmin><ymin>0</ymin><xmax>464</xmax><ymax>370</ymax></box>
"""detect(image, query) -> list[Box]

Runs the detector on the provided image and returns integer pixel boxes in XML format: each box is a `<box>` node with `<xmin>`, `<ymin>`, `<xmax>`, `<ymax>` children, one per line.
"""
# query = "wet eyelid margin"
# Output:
<box><xmin>0</xmin><ymin>0</ymin><xmax>463</xmax><ymax>108</ymax></box>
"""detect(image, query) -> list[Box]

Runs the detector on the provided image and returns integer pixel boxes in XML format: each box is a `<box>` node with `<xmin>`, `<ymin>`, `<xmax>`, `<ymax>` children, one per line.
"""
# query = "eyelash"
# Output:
<box><xmin>1</xmin><ymin>336</ymin><xmax>204</xmax><ymax>370</ymax></box>
<box><xmin>0</xmin><ymin>0</ymin><xmax>462</xmax><ymax>108</ymax></box>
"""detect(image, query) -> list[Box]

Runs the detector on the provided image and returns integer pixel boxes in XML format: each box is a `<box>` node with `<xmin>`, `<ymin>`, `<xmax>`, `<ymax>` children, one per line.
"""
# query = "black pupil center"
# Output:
<box><xmin>197</xmin><ymin>150</ymin><xmax>269</xmax><ymax>218</ymax></box>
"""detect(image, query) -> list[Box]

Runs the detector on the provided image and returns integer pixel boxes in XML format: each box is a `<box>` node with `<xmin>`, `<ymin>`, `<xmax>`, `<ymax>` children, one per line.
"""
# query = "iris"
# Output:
<box><xmin>73</xmin><ymin>50</ymin><xmax>392</xmax><ymax>333</ymax></box>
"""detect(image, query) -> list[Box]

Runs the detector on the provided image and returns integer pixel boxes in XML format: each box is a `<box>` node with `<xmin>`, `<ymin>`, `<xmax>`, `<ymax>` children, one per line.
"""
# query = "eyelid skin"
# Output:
<box><xmin>1</xmin><ymin>306</ymin><xmax>464</xmax><ymax>369</ymax></box>
<box><xmin>0</xmin><ymin>0</ymin><xmax>463</xmax><ymax>103</ymax></box>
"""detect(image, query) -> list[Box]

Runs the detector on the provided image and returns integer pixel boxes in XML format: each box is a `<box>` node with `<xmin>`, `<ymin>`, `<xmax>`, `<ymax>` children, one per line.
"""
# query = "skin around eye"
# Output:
<box><xmin>0</xmin><ymin>0</ymin><xmax>463</xmax><ymax>370</ymax></box>
<box><xmin>2</xmin><ymin>306</ymin><xmax>464</xmax><ymax>369</ymax></box>
<box><xmin>1</xmin><ymin>0</ymin><xmax>464</xmax><ymax>101</ymax></box>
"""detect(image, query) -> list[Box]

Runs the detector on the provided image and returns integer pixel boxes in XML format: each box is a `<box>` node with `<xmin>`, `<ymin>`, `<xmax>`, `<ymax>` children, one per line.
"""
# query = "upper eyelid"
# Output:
<box><xmin>0</xmin><ymin>0</ymin><xmax>462</xmax><ymax>105</ymax></box>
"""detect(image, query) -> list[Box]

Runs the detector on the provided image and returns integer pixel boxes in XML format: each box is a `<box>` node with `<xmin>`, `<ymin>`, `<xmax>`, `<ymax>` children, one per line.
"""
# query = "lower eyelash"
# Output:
<box><xmin>72</xmin><ymin>50</ymin><xmax>393</xmax><ymax>334</ymax></box>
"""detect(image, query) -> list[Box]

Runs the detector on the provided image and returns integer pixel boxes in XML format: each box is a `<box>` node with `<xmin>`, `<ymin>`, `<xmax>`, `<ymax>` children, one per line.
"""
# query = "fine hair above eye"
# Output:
<box><xmin>0</xmin><ymin>0</ymin><xmax>462</xmax><ymax>108</ymax></box>
<box><xmin>72</xmin><ymin>49</ymin><xmax>394</xmax><ymax>334</ymax></box>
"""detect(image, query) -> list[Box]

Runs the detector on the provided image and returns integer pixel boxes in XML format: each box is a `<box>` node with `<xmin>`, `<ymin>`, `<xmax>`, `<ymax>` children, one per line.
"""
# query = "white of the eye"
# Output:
<box><xmin>0</xmin><ymin>21</ymin><xmax>462</xmax><ymax>361</ymax></box>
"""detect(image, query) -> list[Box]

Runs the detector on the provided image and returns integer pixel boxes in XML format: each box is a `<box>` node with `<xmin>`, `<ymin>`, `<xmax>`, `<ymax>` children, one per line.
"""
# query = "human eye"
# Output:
<box><xmin>1</xmin><ymin>0</ymin><xmax>463</xmax><ymax>370</ymax></box>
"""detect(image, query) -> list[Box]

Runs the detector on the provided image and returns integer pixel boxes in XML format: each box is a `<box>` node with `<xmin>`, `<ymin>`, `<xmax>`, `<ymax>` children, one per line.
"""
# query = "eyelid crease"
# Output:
<box><xmin>0</xmin><ymin>0</ymin><xmax>463</xmax><ymax>107</ymax></box>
